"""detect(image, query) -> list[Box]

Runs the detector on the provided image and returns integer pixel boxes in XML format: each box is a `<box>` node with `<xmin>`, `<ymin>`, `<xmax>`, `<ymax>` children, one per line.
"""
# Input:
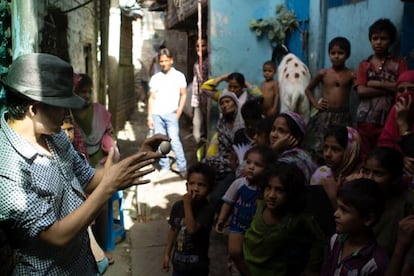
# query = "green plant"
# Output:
<box><xmin>249</xmin><ymin>5</ymin><xmax>299</xmax><ymax>45</ymax></box>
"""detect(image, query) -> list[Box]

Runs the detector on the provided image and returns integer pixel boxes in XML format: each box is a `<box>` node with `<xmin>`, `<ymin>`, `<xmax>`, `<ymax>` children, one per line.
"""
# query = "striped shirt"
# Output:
<box><xmin>321</xmin><ymin>233</ymin><xmax>389</xmax><ymax>276</ymax></box>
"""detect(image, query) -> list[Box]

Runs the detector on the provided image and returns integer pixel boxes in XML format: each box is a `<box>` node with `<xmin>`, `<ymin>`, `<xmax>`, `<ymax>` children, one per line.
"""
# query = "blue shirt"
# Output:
<box><xmin>0</xmin><ymin>113</ymin><xmax>97</xmax><ymax>275</ymax></box>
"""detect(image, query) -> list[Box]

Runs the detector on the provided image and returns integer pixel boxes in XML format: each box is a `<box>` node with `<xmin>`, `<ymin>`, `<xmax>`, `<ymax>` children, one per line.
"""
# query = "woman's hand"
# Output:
<box><xmin>403</xmin><ymin>156</ymin><xmax>414</xmax><ymax>175</ymax></box>
<box><xmin>270</xmin><ymin>134</ymin><xmax>298</xmax><ymax>153</ymax></box>
<box><xmin>396</xmin><ymin>94</ymin><xmax>412</xmax><ymax>134</ymax></box>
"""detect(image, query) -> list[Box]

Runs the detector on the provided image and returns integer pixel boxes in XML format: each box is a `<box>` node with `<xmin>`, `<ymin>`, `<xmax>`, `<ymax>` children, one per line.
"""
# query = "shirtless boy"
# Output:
<box><xmin>261</xmin><ymin>60</ymin><xmax>279</xmax><ymax>117</ymax></box>
<box><xmin>305</xmin><ymin>37</ymin><xmax>354</xmax><ymax>164</ymax></box>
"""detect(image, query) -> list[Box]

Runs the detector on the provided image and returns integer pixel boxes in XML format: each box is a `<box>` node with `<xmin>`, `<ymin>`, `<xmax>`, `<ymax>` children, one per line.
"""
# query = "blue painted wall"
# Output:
<box><xmin>308</xmin><ymin>0</ymin><xmax>406</xmax><ymax>73</ymax></box>
<box><xmin>210</xmin><ymin>0</ymin><xmax>410</xmax><ymax>83</ymax></box>
<box><xmin>209</xmin><ymin>0</ymin><xmax>284</xmax><ymax>87</ymax></box>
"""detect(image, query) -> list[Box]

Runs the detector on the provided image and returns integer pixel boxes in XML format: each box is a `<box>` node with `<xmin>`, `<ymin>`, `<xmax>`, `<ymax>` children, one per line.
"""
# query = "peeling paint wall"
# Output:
<box><xmin>209</xmin><ymin>0</ymin><xmax>284</xmax><ymax>87</ymax></box>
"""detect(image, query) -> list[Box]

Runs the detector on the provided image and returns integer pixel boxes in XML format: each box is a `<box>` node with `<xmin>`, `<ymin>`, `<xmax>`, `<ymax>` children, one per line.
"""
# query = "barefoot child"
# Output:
<box><xmin>305</xmin><ymin>37</ymin><xmax>354</xmax><ymax>164</ymax></box>
<box><xmin>321</xmin><ymin>178</ymin><xmax>389</xmax><ymax>275</ymax></box>
<box><xmin>215</xmin><ymin>145</ymin><xmax>275</xmax><ymax>275</ymax></box>
<box><xmin>162</xmin><ymin>163</ymin><xmax>216</xmax><ymax>276</ymax></box>
<box><xmin>261</xmin><ymin>60</ymin><xmax>279</xmax><ymax>117</ymax></box>
<box><xmin>242</xmin><ymin>162</ymin><xmax>325</xmax><ymax>276</ymax></box>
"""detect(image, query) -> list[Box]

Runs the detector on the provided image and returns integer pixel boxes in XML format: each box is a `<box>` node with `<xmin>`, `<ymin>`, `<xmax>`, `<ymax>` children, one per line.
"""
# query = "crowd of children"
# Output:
<box><xmin>158</xmin><ymin>17</ymin><xmax>414</xmax><ymax>276</ymax></box>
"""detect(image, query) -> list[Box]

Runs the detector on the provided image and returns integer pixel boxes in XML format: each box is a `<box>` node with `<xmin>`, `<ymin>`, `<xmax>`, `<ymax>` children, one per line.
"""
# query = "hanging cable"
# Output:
<box><xmin>61</xmin><ymin>0</ymin><xmax>93</xmax><ymax>14</ymax></box>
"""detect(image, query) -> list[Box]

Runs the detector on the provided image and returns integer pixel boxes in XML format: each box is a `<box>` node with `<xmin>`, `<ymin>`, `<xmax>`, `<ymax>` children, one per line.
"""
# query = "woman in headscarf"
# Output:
<box><xmin>203</xmin><ymin>91</ymin><xmax>245</xmax><ymax>210</ymax></box>
<box><xmin>269</xmin><ymin>111</ymin><xmax>317</xmax><ymax>183</ymax></box>
<box><xmin>378</xmin><ymin>70</ymin><xmax>414</xmax><ymax>189</ymax></box>
<box><xmin>310</xmin><ymin>125</ymin><xmax>362</xmax><ymax>206</ymax></box>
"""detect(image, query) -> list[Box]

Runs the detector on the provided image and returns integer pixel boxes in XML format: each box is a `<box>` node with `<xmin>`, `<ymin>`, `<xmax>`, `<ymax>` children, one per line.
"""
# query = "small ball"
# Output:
<box><xmin>159</xmin><ymin>140</ymin><xmax>171</xmax><ymax>155</ymax></box>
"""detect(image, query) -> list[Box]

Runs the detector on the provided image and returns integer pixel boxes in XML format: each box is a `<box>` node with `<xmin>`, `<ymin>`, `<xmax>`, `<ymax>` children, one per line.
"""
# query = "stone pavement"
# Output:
<box><xmin>104</xmin><ymin>102</ymin><xmax>231</xmax><ymax>276</ymax></box>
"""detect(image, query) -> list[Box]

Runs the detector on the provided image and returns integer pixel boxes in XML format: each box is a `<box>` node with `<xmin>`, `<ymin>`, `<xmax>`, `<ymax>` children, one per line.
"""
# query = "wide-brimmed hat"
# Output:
<box><xmin>1</xmin><ymin>53</ymin><xmax>85</xmax><ymax>109</ymax></box>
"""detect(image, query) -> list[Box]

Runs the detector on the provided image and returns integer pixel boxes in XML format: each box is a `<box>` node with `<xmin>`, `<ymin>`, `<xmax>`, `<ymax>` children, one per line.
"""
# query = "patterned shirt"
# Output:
<box><xmin>0</xmin><ymin>113</ymin><xmax>97</xmax><ymax>275</ymax></box>
<box><xmin>222</xmin><ymin>177</ymin><xmax>259</xmax><ymax>234</ymax></box>
<box><xmin>355</xmin><ymin>55</ymin><xmax>407</xmax><ymax>126</ymax></box>
<box><xmin>321</xmin><ymin>233</ymin><xmax>389</xmax><ymax>276</ymax></box>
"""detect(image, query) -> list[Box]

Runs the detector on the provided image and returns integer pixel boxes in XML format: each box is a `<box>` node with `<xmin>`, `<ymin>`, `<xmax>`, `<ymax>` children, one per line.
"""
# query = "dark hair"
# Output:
<box><xmin>186</xmin><ymin>162</ymin><xmax>216</xmax><ymax>190</ymax></box>
<box><xmin>328</xmin><ymin>36</ymin><xmax>351</xmax><ymax>58</ymax></box>
<box><xmin>368</xmin><ymin>18</ymin><xmax>397</xmax><ymax>44</ymax></box>
<box><xmin>263</xmin><ymin>60</ymin><xmax>276</xmax><ymax>70</ymax></box>
<box><xmin>255</xmin><ymin>115</ymin><xmax>275</xmax><ymax>145</ymax></box>
<box><xmin>337</xmin><ymin>178</ymin><xmax>385</xmax><ymax>226</ymax></box>
<box><xmin>244</xmin><ymin>144</ymin><xmax>276</xmax><ymax>164</ymax></box>
<box><xmin>5</xmin><ymin>88</ymin><xmax>36</xmax><ymax>120</ymax></box>
<box><xmin>366</xmin><ymin>147</ymin><xmax>403</xmax><ymax>181</ymax></box>
<box><xmin>276</xmin><ymin>113</ymin><xmax>304</xmax><ymax>144</ymax></box>
<box><xmin>257</xmin><ymin>115</ymin><xmax>275</xmax><ymax>134</ymax></box>
<box><xmin>324</xmin><ymin>125</ymin><xmax>348</xmax><ymax>149</ymax></box>
<box><xmin>241</xmin><ymin>99</ymin><xmax>263</xmax><ymax>121</ymax></box>
<box><xmin>158</xmin><ymin>48</ymin><xmax>173</xmax><ymax>58</ymax></box>
<box><xmin>76</xmin><ymin>73</ymin><xmax>93</xmax><ymax>91</ymax></box>
<box><xmin>227</xmin><ymin>72</ymin><xmax>246</xmax><ymax>88</ymax></box>
<box><xmin>264</xmin><ymin>162</ymin><xmax>306</xmax><ymax>213</ymax></box>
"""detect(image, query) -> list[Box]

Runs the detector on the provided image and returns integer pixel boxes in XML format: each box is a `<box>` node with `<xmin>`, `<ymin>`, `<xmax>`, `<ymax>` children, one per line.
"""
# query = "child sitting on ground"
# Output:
<box><xmin>261</xmin><ymin>60</ymin><xmax>279</xmax><ymax>117</ymax></box>
<box><xmin>305</xmin><ymin>37</ymin><xmax>354</xmax><ymax>164</ymax></box>
<box><xmin>215</xmin><ymin>145</ymin><xmax>275</xmax><ymax>275</ymax></box>
<box><xmin>162</xmin><ymin>163</ymin><xmax>216</xmax><ymax>276</ymax></box>
<box><xmin>321</xmin><ymin>178</ymin><xmax>389</xmax><ymax>275</ymax></box>
<box><xmin>242</xmin><ymin>162</ymin><xmax>325</xmax><ymax>276</ymax></box>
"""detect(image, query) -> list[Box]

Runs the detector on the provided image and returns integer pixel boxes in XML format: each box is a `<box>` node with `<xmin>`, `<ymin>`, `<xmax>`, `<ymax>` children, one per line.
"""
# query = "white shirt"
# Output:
<box><xmin>149</xmin><ymin>67</ymin><xmax>187</xmax><ymax>115</ymax></box>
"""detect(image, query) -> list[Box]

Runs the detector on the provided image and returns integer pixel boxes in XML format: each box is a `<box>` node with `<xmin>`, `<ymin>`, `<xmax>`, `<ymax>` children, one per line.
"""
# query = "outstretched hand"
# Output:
<box><xmin>102</xmin><ymin>147</ymin><xmax>156</xmax><ymax>192</ymax></box>
<box><xmin>100</xmin><ymin>134</ymin><xmax>170</xmax><ymax>192</ymax></box>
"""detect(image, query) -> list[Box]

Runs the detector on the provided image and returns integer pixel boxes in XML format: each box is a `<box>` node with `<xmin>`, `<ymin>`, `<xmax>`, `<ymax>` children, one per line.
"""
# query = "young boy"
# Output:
<box><xmin>354</xmin><ymin>18</ymin><xmax>408</xmax><ymax>161</ymax></box>
<box><xmin>162</xmin><ymin>163</ymin><xmax>216</xmax><ymax>276</ymax></box>
<box><xmin>305</xmin><ymin>37</ymin><xmax>354</xmax><ymax>164</ymax></box>
<box><xmin>261</xmin><ymin>60</ymin><xmax>279</xmax><ymax>117</ymax></box>
<box><xmin>321</xmin><ymin>178</ymin><xmax>389</xmax><ymax>275</ymax></box>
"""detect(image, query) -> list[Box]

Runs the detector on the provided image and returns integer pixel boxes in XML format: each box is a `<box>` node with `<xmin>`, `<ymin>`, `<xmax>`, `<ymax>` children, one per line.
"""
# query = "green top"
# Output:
<box><xmin>243</xmin><ymin>200</ymin><xmax>325</xmax><ymax>276</ymax></box>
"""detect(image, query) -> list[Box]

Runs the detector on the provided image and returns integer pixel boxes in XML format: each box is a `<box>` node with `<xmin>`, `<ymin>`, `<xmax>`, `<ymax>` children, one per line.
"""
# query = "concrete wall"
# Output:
<box><xmin>308</xmin><ymin>0</ymin><xmax>405</xmax><ymax>75</ymax></box>
<box><xmin>209</xmin><ymin>0</ymin><xmax>407</xmax><ymax>83</ymax></box>
<box><xmin>12</xmin><ymin>0</ymin><xmax>99</xmax><ymax>100</ymax></box>
<box><xmin>209</xmin><ymin>0</ymin><xmax>284</xmax><ymax>87</ymax></box>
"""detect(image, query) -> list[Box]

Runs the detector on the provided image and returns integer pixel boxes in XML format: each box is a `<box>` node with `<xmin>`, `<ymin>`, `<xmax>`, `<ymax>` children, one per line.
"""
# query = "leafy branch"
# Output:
<box><xmin>249</xmin><ymin>5</ymin><xmax>299</xmax><ymax>45</ymax></box>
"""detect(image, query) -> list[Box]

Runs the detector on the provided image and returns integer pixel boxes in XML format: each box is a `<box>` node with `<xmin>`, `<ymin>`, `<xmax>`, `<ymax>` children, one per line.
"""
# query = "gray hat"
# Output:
<box><xmin>1</xmin><ymin>53</ymin><xmax>85</xmax><ymax>109</ymax></box>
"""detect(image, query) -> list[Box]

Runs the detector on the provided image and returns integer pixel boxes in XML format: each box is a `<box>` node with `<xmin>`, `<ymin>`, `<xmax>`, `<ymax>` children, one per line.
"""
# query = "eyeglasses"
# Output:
<box><xmin>397</xmin><ymin>86</ymin><xmax>414</xmax><ymax>93</ymax></box>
